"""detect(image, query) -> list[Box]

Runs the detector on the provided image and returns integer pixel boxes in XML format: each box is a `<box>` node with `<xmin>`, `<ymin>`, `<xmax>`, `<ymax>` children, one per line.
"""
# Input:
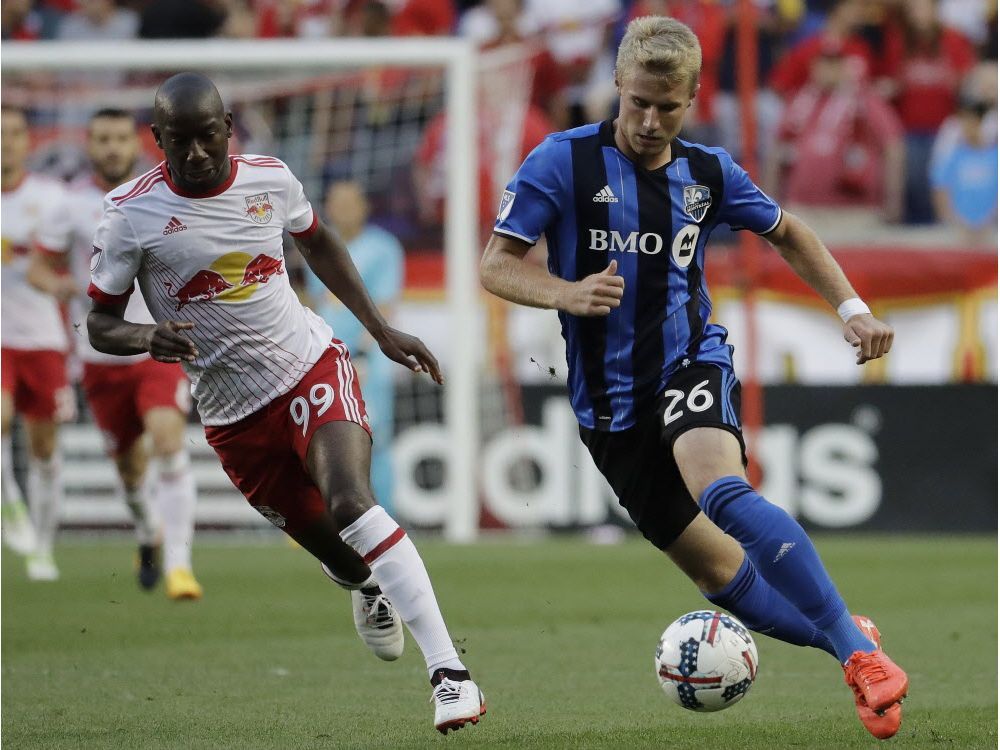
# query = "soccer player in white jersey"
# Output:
<box><xmin>68</xmin><ymin>108</ymin><xmax>202</xmax><ymax>599</ymax></box>
<box><xmin>1</xmin><ymin>106</ymin><xmax>76</xmax><ymax>581</ymax></box>
<box><xmin>86</xmin><ymin>73</ymin><xmax>485</xmax><ymax>733</ymax></box>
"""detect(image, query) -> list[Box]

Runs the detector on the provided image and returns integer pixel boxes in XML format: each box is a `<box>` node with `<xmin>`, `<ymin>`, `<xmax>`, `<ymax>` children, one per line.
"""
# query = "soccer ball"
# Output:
<box><xmin>654</xmin><ymin>610</ymin><xmax>759</xmax><ymax>712</ymax></box>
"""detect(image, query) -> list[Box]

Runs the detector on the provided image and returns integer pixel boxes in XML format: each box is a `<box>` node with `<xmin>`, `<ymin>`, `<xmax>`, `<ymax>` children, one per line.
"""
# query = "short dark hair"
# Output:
<box><xmin>89</xmin><ymin>108</ymin><xmax>135</xmax><ymax>123</ymax></box>
<box><xmin>818</xmin><ymin>0</ymin><xmax>855</xmax><ymax>14</ymax></box>
<box><xmin>958</xmin><ymin>94</ymin><xmax>990</xmax><ymax>119</ymax></box>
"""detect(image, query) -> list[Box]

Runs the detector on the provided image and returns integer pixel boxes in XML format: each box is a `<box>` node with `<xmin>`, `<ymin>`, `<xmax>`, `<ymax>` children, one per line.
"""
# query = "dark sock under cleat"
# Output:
<box><xmin>137</xmin><ymin>544</ymin><xmax>161</xmax><ymax>590</ymax></box>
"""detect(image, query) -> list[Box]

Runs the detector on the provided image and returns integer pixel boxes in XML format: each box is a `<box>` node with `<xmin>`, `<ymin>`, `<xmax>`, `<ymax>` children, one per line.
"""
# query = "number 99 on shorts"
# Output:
<box><xmin>289</xmin><ymin>383</ymin><xmax>337</xmax><ymax>437</ymax></box>
<box><xmin>279</xmin><ymin>343</ymin><xmax>371</xmax><ymax>452</ymax></box>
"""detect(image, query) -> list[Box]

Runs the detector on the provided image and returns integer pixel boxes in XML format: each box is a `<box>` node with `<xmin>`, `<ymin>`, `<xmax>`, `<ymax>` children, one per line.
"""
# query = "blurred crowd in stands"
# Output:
<box><xmin>3</xmin><ymin>0</ymin><xmax>997</xmax><ymax>241</ymax></box>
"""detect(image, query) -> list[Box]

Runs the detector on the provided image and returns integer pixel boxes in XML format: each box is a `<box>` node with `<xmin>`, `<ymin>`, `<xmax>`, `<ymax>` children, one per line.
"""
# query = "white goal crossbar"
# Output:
<box><xmin>3</xmin><ymin>38</ymin><xmax>481</xmax><ymax>542</ymax></box>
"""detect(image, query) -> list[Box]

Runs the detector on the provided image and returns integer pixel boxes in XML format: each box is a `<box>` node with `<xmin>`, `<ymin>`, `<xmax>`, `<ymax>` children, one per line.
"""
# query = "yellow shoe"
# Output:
<box><xmin>166</xmin><ymin>568</ymin><xmax>203</xmax><ymax>601</ymax></box>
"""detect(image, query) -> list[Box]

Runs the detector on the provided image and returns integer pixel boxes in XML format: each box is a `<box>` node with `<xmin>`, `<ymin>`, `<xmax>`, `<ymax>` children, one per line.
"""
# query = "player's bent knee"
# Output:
<box><xmin>116</xmin><ymin>463</ymin><xmax>145</xmax><ymax>489</ymax></box>
<box><xmin>666</xmin><ymin>514</ymin><xmax>744</xmax><ymax>593</ymax></box>
<box><xmin>29</xmin><ymin>443</ymin><xmax>57</xmax><ymax>462</ymax></box>
<box><xmin>0</xmin><ymin>394</ymin><xmax>14</xmax><ymax>435</ymax></box>
<box><xmin>144</xmin><ymin>407</ymin><xmax>186</xmax><ymax>456</ymax></box>
<box><xmin>25</xmin><ymin>423</ymin><xmax>58</xmax><ymax>461</ymax></box>
<box><xmin>327</xmin><ymin>487</ymin><xmax>377</xmax><ymax>530</ymax></box>
<box><xmin>151</xmin><ymin>435</ymin><xmax>184</xmax><ymax>458</ymax></box>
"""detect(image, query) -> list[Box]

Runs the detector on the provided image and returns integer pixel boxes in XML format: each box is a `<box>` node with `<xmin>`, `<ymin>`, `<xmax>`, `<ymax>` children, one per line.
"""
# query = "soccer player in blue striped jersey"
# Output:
<box><xmin>482</xmin><ymin>16</ymin><xmax>907</xmax><ymax>740</ymax></box>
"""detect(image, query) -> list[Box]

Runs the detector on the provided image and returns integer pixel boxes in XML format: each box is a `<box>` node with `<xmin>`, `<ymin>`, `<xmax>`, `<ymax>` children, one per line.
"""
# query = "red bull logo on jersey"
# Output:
<box><xmin>245</xmin><ymin>192</ymin><xmax>274</xmax><ymax>224</ymax></box>
<box><xmin>164</xmin><ymin>251</ymin><xmax>284</xmax><ymax>310</ymax></box>
<box><xmin>241</xmin><ymin>253</ymin><xmax>284</xmax><ymax>285</ymax></box>
<box><xmin>164</xmin><ymin>270</ymin><xmax>235</xmax><ymax>310</ymax></box>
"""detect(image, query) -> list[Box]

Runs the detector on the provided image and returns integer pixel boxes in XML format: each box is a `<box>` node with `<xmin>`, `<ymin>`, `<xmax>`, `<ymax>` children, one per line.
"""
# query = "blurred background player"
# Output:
<box><xmin>1</xmin><ymin>106</ymin><xmax>76</xmax><ymax>580</ymax></box>
<box><xmin>303</xmin><ymin>180</ymin><xmax>403</xmax><ymax>514</ymax></box>
<box><xmin>68</xmin><ymin>108</ymin><xmax>202</xmax><ymax>599</ymax></box>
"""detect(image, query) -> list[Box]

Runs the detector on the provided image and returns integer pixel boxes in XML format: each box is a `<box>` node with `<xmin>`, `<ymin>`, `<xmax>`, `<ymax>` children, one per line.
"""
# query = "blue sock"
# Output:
<box><xmin>700</xmin><ymin>476</ymin><xmax>875</xmax><ymax>663</ymax></box>
<box><xmin>705</xmin><ymin>555</ymin><xmax>835</xmax><ymax>656</ymax></box>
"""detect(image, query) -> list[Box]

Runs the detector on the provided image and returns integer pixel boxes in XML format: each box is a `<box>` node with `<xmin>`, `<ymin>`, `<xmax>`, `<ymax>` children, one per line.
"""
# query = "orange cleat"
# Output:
<box><xmin>856</xmin><ymin>699</ymin><xmax>903</xmax><ymax>740</ymax></box>
<box><xmin>853</xmin><ymin>614</ymin><xmax>881</xmax><ymax>647</ymax></box>
<box><xmin>845</xmin><ymin>615</ymin><xmax>906</xmax><ymax>740</ymax></box>
<box><xmin>843</xmin><ymin>648</ymin><xmax>908</xmax><ymax>712</ymax></box>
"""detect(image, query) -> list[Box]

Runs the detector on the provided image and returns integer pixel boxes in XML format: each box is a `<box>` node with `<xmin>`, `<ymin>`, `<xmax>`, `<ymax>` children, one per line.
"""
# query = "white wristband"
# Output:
<box><xmin>837</xmin><ymin>297</ymin><xmax>870</xmax><ymax>323</ymax></box>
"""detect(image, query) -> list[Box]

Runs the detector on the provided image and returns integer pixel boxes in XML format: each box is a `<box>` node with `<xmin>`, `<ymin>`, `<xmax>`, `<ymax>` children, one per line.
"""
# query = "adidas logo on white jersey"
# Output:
<box><xmin>162</xmin><ymin>216</ymin><xmax>188</xmax><ymax>235</ymax></box>
<box><xmin>592</xmin><ymin>185</ymin><xmax>619</xmax><ymax>203</ymax></box>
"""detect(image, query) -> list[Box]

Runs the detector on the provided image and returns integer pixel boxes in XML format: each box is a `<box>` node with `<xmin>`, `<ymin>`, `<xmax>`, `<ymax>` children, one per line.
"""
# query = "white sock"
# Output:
<box><xmin>28</xmin><ymin>454</ymin><xmax>62</xmax><ymax>557</ymax></box>
<box><xmin>154</xmin><ymin>451</ymin><xmax>196</xmax><ymax>572</ymax></box>
<box><xmin>2</xmin><ymin>434</ymin><xmax>26</xmax><ymax>507</ymax></box>
<box><xmin>122</xmin><ymin>483</ymin><xmax>158</xmax><ymax>546</ymax></box>
<box><xmin>340</xmin><ymin>506</ymin><xmax>466</xmax><ymax>677</ymax></box>
<box><xmin>320</xmin><ymin>563</ymin><xmax>376</xmax><ymax>591</ymax></box>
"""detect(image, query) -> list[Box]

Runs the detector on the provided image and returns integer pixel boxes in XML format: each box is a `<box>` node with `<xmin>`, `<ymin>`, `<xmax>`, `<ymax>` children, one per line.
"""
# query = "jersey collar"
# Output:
<box><xmin>603</xmin><ymin>118</ymin><xmax>685</xmax><ymax>172</ymax></box>
<box><xmin>160</xmin><ymin>157</ymin><xmax>239</xmax><ymax>199</ymax></box>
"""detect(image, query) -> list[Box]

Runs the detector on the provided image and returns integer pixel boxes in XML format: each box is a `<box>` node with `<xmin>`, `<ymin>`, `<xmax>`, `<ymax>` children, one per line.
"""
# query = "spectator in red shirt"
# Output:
<box><xmin>413</xmin><ymin>102</ymin><xmax>555</xmax><ymax>238</ymax></box>
<box><xmin>878</xmin><ymin>0</ymin><xmax>977</xmax><ymax>224</ymax></box>
<box><xmin>766</xmin><ymin>44</ymin><xmax>905</xmax><ymax>220</ymax></box>
<box><xmin>769</xmin><ymin>0</ymin><xmax>875</xmax><ymax>98</ymax></box>
<box><xmin>392</xmin><ymin>0</ymin><xmax>455</xmax><ymax>36</ymax></box>
<box><xmin>530</xmin><ymin>0</ymin><xmax>619</xmax><ymax>127</ymax></box>
<box><xmin>472</xmin><ymin>0</ymin><xmax>570</xmax><ymax>130</ymax></box>
<box><xmin>252</xmin><ymin>0</ymin><xmax>344</xmax><ymax>38</ymax></box>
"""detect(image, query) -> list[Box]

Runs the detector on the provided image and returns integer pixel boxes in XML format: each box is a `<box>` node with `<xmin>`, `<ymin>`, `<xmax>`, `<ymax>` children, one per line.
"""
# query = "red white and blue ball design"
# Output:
<box><xmin>655</xmin><ymin>610</ymin><xmax>759</xmax><ymax>712</ymax></box>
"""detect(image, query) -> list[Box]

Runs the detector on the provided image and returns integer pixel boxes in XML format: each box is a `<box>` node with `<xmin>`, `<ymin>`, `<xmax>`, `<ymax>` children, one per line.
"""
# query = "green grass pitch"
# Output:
<box><xmin>2</xmin><ymin>535</ymin><xmax>996</xmax><ymax>749</ymax></box>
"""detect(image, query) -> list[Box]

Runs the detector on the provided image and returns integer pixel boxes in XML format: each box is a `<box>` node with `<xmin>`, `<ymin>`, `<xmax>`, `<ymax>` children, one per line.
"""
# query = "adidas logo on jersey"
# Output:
<box><xmin>162</xmin><ymin>216</ymin><xmax>188</xmax><ymax>235</ymax></box>
<box><xmin>592</xmin><ymin>186</ymin><xmax>619</xmax><ymax>203</ymax></box>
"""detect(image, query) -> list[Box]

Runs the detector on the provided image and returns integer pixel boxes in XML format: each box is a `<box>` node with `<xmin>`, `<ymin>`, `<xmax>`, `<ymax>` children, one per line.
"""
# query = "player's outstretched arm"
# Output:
<box><xmin>480</xmin><ymin>232</ymin><xmax>624</xmax><ymax>316</ymax></box>
<box><xmin>294</xmin><ymin>222</ymin><xmax>443</xmax><ymax>384</ymax></box>
<box><xmin>88</xmin><ymin>300</ymin><xmax>198</xmax><ymax>363</ymax></box>
<box><xmin>763</xmin><ymin>211</ymin><xmax>894</xmax><ymax>365</ymax></box>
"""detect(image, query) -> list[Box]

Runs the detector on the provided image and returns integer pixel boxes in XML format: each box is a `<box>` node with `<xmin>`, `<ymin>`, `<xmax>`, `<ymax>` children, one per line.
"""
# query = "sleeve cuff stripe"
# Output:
<box><xmin>493</xmin><ymin>227</ymin><xmax>537</xmax><ymax>245</ymax></box>
<box><xmin>755</xmin><ymin>208</ymin><xmax>783</xmax><ymax>236</ymax></box>
<box><xmin>290</xmin><ymin>212</ymin><xmax>319</xmax><ymax>238</ymax></box>
<box><xmin>87</xmin><ymin>282</ymin><xmax>132</xmax><ymax>305</ymax></box>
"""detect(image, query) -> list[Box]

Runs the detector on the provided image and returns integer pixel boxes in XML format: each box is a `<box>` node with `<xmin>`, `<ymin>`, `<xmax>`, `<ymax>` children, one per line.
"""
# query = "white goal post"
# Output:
<box><xmin>2</xmin><ymin>39</ymin><xmax>481</xmax><ymax>542</ymax></box>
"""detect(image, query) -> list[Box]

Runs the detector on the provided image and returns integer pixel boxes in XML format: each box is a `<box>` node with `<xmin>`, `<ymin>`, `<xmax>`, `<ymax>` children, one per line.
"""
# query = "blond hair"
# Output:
<box><xmin>615</xmin><ymin>16</ymin><xmax>702</xmax><ymax>93</ymax></box>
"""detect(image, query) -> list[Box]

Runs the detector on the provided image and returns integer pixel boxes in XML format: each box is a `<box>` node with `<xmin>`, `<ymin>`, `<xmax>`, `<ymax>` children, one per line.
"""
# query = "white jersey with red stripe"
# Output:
<box><xmin>1</xmin><ymin>173</ymin><xmax>72</xmax><ymax>351</ymax></box>
<box><xmin>88</xmin><ymin>155</ymin><xmax>333</xmax><ymax>426</ymax></box>
<box><xmin>68</xmin><ymin>175</ymin><xmax>152</xmax><ymax>366</ymax></box>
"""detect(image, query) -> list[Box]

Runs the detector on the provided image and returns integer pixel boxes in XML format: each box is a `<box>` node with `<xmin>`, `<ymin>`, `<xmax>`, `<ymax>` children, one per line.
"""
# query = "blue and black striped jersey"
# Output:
<box><xmin>494</xmin><ymin>119</ymin><xmax>781</xmax><ymax>431</ymax></box>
